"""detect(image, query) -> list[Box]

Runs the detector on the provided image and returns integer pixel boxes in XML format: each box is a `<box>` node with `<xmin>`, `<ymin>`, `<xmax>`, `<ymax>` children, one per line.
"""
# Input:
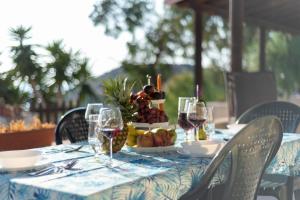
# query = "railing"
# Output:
<box><xmin>30</xmin><ymin>101</ymin><xmax>79</xmax><ymax>123</ymax></box>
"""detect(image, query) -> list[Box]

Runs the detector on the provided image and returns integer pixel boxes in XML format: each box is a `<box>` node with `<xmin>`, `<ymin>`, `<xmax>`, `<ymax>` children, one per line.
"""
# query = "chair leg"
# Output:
<box><xmin>274</xmin><ymin>176</ymin><xmax>293</xmax><ymax>200</ymax></box>
<box><xmin>259</xmin><ymin>174</ymin><xmax>294</xmax><ymax>200</ymax></box>
<box><xmin>286</xmin><ymin>176</ymin><xmax>294</xmax><ymax>200</ymax></box>
<box><xmin>295</xmin><ymin>190</ymin><xmax>300</xmax><ymax>200</ymax></box>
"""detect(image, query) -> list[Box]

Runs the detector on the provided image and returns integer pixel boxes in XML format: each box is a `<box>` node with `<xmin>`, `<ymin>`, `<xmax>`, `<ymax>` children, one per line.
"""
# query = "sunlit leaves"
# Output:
<box><xmin>90</xmin><ymin>0</ymin><xmax>152</xmax><ymax>38</ymax></box>
<box><xmin>267</xmin><ymin>33</ymin><xmax>300</xmax><ymax>96</ymax></box>
<box><xmin>5</xmin><ymin>26</ymin><xmax>93</xmax><ymax>107</ymax></box>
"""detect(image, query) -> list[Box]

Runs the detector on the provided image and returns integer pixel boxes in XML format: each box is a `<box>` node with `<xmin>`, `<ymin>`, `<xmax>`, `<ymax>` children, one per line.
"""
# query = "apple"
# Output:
<box><xmin>153</xmin><ymin>132</ymin><xmax>164</xmax><ymax>146</ymax></box>
<box><xmin>137</xmin><ymin>131</ymin><xmax>154</xmax><ymax>147</ymax></box>
<box><xmin>167</xmin><ymin>129</ymin><xmax>177</xmax><ymax>145</ymax></box>
<box><xmin>151</xmin><ymin>128</ymin><xmax>169</xmax><ymax>146</ymax></box>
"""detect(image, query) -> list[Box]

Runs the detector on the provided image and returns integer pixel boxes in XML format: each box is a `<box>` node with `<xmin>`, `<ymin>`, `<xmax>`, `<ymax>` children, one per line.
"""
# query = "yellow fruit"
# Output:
<box><xmin>136</xmin><ymin>129</ymin><xmax>146</xmax><ymax>136</ymax></box>
<box><xmin>126</xmin><ymin>135</ymin><xmax>137</xmax><ymax>146</ymax></box>
<box><xmin>127</xmin><ymin>123</ymin><xmax>136</xmax><ymax>136</ymax></box>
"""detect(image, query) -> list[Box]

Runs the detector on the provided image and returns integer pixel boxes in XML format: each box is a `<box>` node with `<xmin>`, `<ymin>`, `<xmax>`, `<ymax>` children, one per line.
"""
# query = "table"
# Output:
<box><xmin>1</xmin><ymin>131</ymin><xmax>300</xmax><ymax>200</ymax></box>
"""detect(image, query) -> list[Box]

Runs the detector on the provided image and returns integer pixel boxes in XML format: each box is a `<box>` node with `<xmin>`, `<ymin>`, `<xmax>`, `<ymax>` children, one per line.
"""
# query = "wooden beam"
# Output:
<box><xmin>164</xmin><ymin>0</ymin><xmax>184</xmax><ymax>5</ymax></box>
<box><xmin>193</xmin><ymin>5</ymin><xmax>204</xmax><ymax>97</ymax></box>
<box><xmin>170</xmin><ymin>0</ymin><xmax>300</xmax><ymax>35</ymax></box>
<box><xmin>230</xmin><ymin>0</ymin><xmax>244</xmax><ymax>72</ymax></box>
<box><xmin>203</xmin><ymin>4</ymin><xmax>300</xmax><ymax>35</ymax></box>
<box><xmin>259</xmin><ymin>26</ymin><xmax>266</xmax><ymax>71</ymax></box>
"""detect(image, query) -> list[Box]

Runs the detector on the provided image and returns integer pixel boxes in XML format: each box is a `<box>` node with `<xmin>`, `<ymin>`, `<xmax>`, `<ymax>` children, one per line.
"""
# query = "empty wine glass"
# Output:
<box><xmin>187</xmin><ymin>101</ymin><xmax>207</xmax><ymax>140</ymax></box>
<box><xmin>178</xmin><ymin>97</ymin><xmax>196</xmax><ymax>141</ymax></box>
<box><xmin>98</xmin><ymin>106</ymin><xmax>123</xmax><ymax>166</ymax></box>
<box><xmin>204</xmin><ymin>106</ymin><xmax>215</xmax><ymax>137</ymax></box>
<box><xmin>85</xmin><ymin>103</ymin><xmax>103</xmax><ymax>156</ymax></box>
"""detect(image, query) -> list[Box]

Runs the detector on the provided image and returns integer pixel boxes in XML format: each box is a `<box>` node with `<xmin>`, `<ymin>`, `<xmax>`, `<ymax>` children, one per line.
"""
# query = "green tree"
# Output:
<box><xmin>164</xmin><ymin>72</ymin><xmax>194</xmax><ymax>123</ymax></box>
<box><xmin>91</xmin><ymin>0</ymin><xmax>300</xmax><ymax>100</ymax></box>
<box><xmin>90</xmin><ymin>1</ymin><xmax>193</xmax><ymax>68</ymax></box>
<box><xmin>72</xmin><ymin>57</ymin><xmax>97</xmax><ymax>104</ymax></box>
<box><xmin>122</xmin><ymin>62</ymin><xmax>172</xmax><ymax>88</ymax></box>
<box><xmin>46</xmin><ymin>40</ymin><xmax>72</xmax><ymax>106</ymax></box>
<box><xmin>267</xmin><ymin>33</ymin><xmax>300</xmax><ymax>97</ymax></box>
<box><xmin>90</xmin><ymin>0</ymin><xmax>153</xmax><ymax>38</ymax></box>
<box><xmin>90</xmin><ymin>1</ymin><xmax>229</xmax><ymax>101</ymax></box>
<box><xmin>164</xmin><ymin>68</ymin><xmax>225</xmax><ymax>123</ymax></box>
<box><xmin>8</xmin><ymin>26</ymin><xmax>46</xmax><ymax>107</ymax></box>
<box><xmin>0</xmin><ymin>73</ymin><xmax>29</xmax><ymax>105</ymax></box>
<box><xmin>46</xmin><ymin>40</ymin><xmax>93</xmax><ymax>106</ymax></box>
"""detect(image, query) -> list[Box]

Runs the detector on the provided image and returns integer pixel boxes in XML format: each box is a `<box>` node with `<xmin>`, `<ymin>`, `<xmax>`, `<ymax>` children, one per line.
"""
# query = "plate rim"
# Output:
<box><xmin>151</xmin><ymin>99</ymin><xmax>165</xmax><ymax>104</ymax></box>
<box><xmin>177</xmin><ymin>148</ymin><xmax>215</xmax><ymax>158</ymax></box>
<box><xmin>0</xmin><ymin>160</ymin><xmax>51</xmax><ymax>172</ymax></box>
<box><xmin>131</xmin><ymin>122</ymin><xmax>169</xmax><ymax>128</ymax></box>
<box><xmin>127</xmin><ymin>145</ymin><xmax>177</xmax><ymax>153</ymax></box>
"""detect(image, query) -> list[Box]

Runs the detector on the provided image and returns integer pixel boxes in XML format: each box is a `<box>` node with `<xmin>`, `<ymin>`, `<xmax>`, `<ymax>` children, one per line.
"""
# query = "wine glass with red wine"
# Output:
<box><xmin>178</xmin><ymin>97</ymin><xmax>196</xmax><ymax>141</ymax></box>
<box><xmin>98</xmin><ymin>106</ymin><xmax>123</xmax><ymax>165</ymax></box>
<box><xmin>187</xmin><ymin>101</ymin><xmax>207</xmax><ymax>139</ymax></box>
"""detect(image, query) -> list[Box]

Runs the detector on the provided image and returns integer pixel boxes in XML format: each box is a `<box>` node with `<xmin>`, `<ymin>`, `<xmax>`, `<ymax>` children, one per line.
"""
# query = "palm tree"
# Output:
<box><xmin>46</xmin><ymin>41</ymin><xmax>95</xmax><ymax>106</ymax></box>
<box><xmin>8</xmin><ymin>26</ymin><xmax>46</xmax><ymax>108</ymax></box>
<box><xmin>0</xmin><ymin>73</ymin><xmax>29</xmax><ymax>105</ymax></box>
<box><xmin>73</xmin><ymin>57</ymin><xmax>98</xmax><ymax>104</ymax></box>
<box><xmin>45</xmin><ymin>40</ymin><xmax>73</xmax><ymax>107</ymax></box>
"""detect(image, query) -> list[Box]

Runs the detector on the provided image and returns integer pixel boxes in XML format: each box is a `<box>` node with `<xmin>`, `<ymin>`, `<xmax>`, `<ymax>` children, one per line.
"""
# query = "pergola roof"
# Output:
<box><xmin>166</xmin><ymin>0</ymin><xmax>300</xmax><ymax>34</ymax></box>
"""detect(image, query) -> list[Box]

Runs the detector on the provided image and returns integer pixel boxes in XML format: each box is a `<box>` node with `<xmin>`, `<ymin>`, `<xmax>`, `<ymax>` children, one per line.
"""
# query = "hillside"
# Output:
<box><xmin>65</xmin><ymin>64</ymin><xmax>193</xmax><ymax>104</ymax></box>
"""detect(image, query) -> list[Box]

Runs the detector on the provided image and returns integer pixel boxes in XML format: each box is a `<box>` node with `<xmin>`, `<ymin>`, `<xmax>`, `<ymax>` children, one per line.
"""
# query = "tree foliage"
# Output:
<box><xmin>0</xmin><ymin>73</ymin><xmax>29</xmax><ymax>105</ymax></box>
<box><xmin>90</xmin><ymin>1</ymin><xmax>195</xmax><ymax>67</ymax></box>
<box><xmin>90</xmin><ymin>0</ymin><xmax>152</xmax><ymax>37</ymax></box>
<box><xmin>3</xmin><ymin>26</ymin><xmax>93</xmax><ymax>108</ymax></box>
<box><xmin>91</xmin><ymin>0</ymin><xmax>300</xmax><ymax>99</ymax></box>
<box><xmin>164</xmin><ymin>68</ymin><xmax>225</xmax><ymax>123</ymax></box>
<box><xmin>8</xmin><ymin>26</ymin><xmax>46</xmax><ymax>107</ymax></box>
<box><xmin>164</xmin><ymin>72</ymin><xmax>194</xmax><ymax>123</ymax></box>
<box><xmin>90</xmin><ymin>1</ymin><xmax>228</xmax><ymax>103</ymax></box>
<box><xmin>267</xmin><ymin>33</ymin><xmax>300</xmax><ymax>96</ymax></box>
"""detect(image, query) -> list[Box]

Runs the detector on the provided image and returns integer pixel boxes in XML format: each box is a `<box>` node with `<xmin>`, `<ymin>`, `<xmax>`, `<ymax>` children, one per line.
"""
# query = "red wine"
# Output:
<box><xmin>101</xmin><ymin>128</ymin><xmax>120</xmax><ymax>139</ymax></box>
<box><xmin>178</xmin><ymin>113</ymin><xmax>193</xmax><ymax>131</ymax></box>
<box><xmin>188</xmin><ymin>113</ymin><xmax>206</xmax><ymax>127</ymax></box>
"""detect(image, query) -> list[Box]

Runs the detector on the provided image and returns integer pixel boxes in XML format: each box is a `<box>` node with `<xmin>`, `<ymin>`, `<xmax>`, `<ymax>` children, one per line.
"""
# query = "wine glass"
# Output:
<box><xmin>187</xmin><ymin>101</ymin><xmax>207</xmax><ymax>140</ymax></box>
<box><xmin>178</xmin><ymin>97</ymin><xmax>196</xmax><ymax>141</ymax></box>
<box><xmin>85</xmin><ymin>103</ymin><xmax>103</xmax><ymax>156</ymax></box>
<box><xmin>204</xmin><ymin>106</ymin><xmax>215</xmax><ymax>137</ymax></box>
<box><xmin>98</xmin><ymin>106</ymin><xmax>123</xmax><ymax>165</ymax></box>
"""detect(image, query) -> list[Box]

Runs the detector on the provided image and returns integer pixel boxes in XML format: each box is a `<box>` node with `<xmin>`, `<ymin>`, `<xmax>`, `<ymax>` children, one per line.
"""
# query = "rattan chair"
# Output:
<box><xmin>180</xmin><ymin>116</ymin><xmax>283</xmax><ymax>200</ymax></box>
<box><xmin>55</xmin><ymin>107</ymin><xmax>88</xmax><ymax>144</ymax></box>
<box><xmin>236</xmin><ymin>101</ymin><xmax>300</xmax><ymax>200</ymax></box>
<box><xmin>237</xmin><ymin>101</ymin><xmax>300</xmax><ymax>133</ymax></box>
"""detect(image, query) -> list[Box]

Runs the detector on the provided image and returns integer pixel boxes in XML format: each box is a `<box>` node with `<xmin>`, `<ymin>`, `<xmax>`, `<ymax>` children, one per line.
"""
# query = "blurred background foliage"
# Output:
<box><xmin>1</xmin><ymin>0</ymin><xmax>300</xmax><ymax>122</ymax></box>
<box><xmin>2</xmin><ymin>25</ymin><xmax>94</xmax><ymax>110</ymax></box>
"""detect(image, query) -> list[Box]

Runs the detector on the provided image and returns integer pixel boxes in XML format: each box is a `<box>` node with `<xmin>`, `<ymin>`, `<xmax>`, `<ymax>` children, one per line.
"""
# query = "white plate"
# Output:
<box><xmin>0</xmin><ymin>149</ymin><xmax>42</xmax><ymax>169</ymax></box>
<box><xmin>127</xmin><ymin>145</ymin><xmax>177</xmax><ymax>153</ymax></box>
<box><xmin>226</xmin><ymin>124</ymin><xmax>247</xmax><ymax>134</ymax></box>
<box><xmin>151</xmin><ymin>99</ymin><xmax>165</xmax><ymax>104</ymax></box>
<box><xmin>180</xmin><ymin>140</ymin><xmax>225</xmax><ymax>156</ymax></box>
<box><xmin>0</xmin><ymin>160</ymin><xmax>51</xmax><ymax>172</ymax></box>
<box><xmin>132</xmin><ymin>122</ymin><xmax>169</xmax><ymax>129</ymax></box>
<box><xmin>177</xmin><ymin>148</ymin><xmax>215</xmax><ymax>158</ymax></box>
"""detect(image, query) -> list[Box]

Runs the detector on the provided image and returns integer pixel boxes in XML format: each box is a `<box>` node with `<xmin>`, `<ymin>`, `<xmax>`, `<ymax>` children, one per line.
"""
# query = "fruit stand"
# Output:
<box><xmin>102</xmin><ymin>75</ymin><xmax>177</xmax><ymax>152</ymax></box>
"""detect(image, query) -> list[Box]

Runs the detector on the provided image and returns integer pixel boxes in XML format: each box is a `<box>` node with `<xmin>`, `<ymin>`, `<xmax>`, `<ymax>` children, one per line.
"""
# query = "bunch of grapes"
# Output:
<box><xmin>143</xmin><ymin>85</ymin><xmax>165</xmax><ymax>100</ymax></box>
<box><xmin>130</xmin><ymin>89</ymin><xmax>168</xmax><ymax>124</ymax></box>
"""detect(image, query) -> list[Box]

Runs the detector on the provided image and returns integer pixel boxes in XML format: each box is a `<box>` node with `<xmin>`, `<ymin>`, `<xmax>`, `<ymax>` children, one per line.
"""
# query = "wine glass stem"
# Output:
<box><xmin>109</xmin><ymin>137</ymin><xmax>113</xmax><ymax>163</ymax></box>
<box><xmin>194</xmin><ymin>128</ymin><xmax>198</xmax><ymax>141</ymax></box>
<box><xmin>184</xmin><ymin>131</ymin><xmax>188</xmax><ymax>142</ymax></box>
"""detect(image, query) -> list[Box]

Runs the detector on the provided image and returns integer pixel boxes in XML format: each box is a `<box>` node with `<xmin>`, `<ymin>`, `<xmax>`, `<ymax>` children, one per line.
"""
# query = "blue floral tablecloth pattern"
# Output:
<box><xmin>1</xmin><ymin>131</ymin><xmax>300</xmax><ymax>200</ymax></box>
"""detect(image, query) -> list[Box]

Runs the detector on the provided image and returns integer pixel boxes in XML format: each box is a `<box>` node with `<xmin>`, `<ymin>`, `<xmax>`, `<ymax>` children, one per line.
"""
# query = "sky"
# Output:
<box><xmin>0</xmin><ymin>0</ymin><xmax>141</xmax><ymax>77</ymax></box>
